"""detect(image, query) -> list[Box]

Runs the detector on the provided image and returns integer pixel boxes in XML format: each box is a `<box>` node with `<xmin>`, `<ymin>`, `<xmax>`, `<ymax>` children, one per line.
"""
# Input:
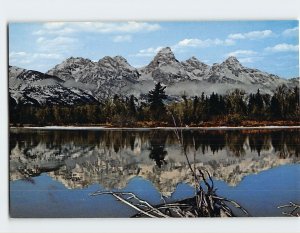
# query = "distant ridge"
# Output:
<box><xmin>9</xmin><ymin>47</ymin><xmax>298</xmax><ymax>105</ymax></box>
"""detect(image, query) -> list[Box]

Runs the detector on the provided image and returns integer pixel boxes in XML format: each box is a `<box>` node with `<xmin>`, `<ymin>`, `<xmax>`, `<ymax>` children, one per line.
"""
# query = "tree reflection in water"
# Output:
<box><xmin>148</xmin><ymin>130</ymin><xmax>168</xmax><ymax>168</ymax></box>
<box><xmin>9</xmin><ymin>128</ymin><xmax>300</xmax><ymax>184</ymax></box>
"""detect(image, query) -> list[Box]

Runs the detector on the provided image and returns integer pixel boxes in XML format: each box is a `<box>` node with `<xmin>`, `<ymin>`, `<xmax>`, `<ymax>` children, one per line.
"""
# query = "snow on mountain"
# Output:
<box><xmin>9</xmin><ymin>66</ymin><xmax>98</xmax><ymax>106</ymax></box>
<box><xmin>181</xmin><ymin>56</ymin><xmax>210</xmax><ymax>80</ymax></box>
<box><xmin>47</xmin><ymin>57</ymin><xmax>93</xmax><ymax>81</ymax></box>
<box><xmin>9</xmin><ymin>47</ymin><xmax>298</xmax><ymax>105</ymax></box>
<box><xmin>9</xmin><ymin>65</ymin><xmax>26</xmax><ymax>78</ymax></box>
<box><xmin>206</xmin><ymin>56</ymin><xmax>286</xmax><ymax>87</ymax></box>
<box><xmin>139</xmin><ymin>47</ymin><xmax>190</xmax><ymax>84</ymax></box>
<box><xmin>124</xmin><ymin>48</ymin><xmax>294</xmax><ymax>97</ymax></box>
<box><xmin>47</xmin><ymin>56</ymin><xmax>140</xmax><ymax>100</ymax></box>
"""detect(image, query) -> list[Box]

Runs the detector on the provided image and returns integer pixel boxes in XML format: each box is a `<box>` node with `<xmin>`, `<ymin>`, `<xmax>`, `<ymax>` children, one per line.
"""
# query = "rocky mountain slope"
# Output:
<box><xmin>47</xmin><ymin>56</ymin><xmax>140</xmax><ymax>100</ymax></box>
<box><xmin>9</xmin><ymin>66</ymin><xmax>98</xmax><ymax>106</ymax></box>
<box><xmin>9</xmin><ymin>47</ymin><xmax>298</xmax><ymax>105</ymax></box>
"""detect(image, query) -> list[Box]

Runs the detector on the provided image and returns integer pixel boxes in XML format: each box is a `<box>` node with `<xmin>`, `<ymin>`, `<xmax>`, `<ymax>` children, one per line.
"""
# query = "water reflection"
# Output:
<box><xmin>10</xmin><ymin>128</ymin><xmax>299</xmax><ymax>195</ymax></box>
<box><xmin>149</xmin><ymin>131</ymin><xmax>168</xmax><ymax>168</ymax></box>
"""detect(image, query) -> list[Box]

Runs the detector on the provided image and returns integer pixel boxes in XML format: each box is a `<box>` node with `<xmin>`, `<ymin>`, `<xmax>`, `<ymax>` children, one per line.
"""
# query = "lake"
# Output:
<box><xmin>9</xmin><ymin>128</ymin><xmax>300</xmax><ymax>217</ymax></box>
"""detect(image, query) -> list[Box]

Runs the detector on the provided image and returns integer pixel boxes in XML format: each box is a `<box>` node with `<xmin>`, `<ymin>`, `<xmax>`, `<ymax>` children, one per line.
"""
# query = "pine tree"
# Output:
<box><xmin>192</xmin><ymin>96</ymin><xmax>199</xmax><ymax>122</ymax></box>
<box><xmin>128</xmin><ymin>95</ymin><xmax>137</xmax><ymax>118</ymax></box>
<box><xmin>270</xmin><ymin>95</ymin><xmax>281</xmax><ymax>119</ymax></box>
<box><xmin>148</xmin><ymin>82</ymin><xmax>167</xmax><ymax>120</ymax></box>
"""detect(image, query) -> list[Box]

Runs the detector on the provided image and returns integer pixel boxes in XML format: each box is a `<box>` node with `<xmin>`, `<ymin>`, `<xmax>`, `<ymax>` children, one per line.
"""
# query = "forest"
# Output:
<box><xmin>9</xmin><ymin>83</ymin><xmax>300</xmax><ymax>127</ymax></box>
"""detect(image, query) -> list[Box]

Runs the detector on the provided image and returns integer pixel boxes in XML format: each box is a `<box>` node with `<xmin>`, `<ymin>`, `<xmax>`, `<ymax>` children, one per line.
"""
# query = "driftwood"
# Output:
<box><xmin>90</xmin><ymin>168</ymin><xmax>250</xmax><ymax>217</ymax></box>
<box><xmin>90</xmin><ymin>115</ymin><xmax>250</xmax><ymax>217</ymax></box>
<box><xmin>278</xmin><ymin>202</ymin><xmax>300</xmax><ymax>217</ymax></box>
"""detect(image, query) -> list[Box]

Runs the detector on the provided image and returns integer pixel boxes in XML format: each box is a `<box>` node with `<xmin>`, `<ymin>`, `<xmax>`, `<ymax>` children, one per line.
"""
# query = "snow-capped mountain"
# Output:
<box><xmin>47</xmin><ymin>57</ymin><xmax>93</xmax><ymax>81</ymax></box>
<box><xmin>181</xmin><ymin>56</ymin><xmax>210</xmax><ymax>80</ymax></box>
<box><xmin>139</xmin><ymin>47</ymin><xmax>190</xmax><ymax>84</ymax></box>
<box><xmin>9</xmin><ymin>66</ymin><xmax>98</xmax><ymax>106</ymax></box>
<box><xmin>125</xmin><ymin>47</ymin><xmax>295</xmax><ymax>97</ymax></box>
<box><xmin>9</xmin><ymin>47</ymin><xmax>298</xmax><ymax>105</ymax></box>
<box><xmin>206</xmin><ymin>56</ymin><xmax>285</xmax><ymax>87</ymax></box>
<box><xmin>47</xmin><ymin>56</ymin><xmax>140</xmax><ymax>100</ymax></box>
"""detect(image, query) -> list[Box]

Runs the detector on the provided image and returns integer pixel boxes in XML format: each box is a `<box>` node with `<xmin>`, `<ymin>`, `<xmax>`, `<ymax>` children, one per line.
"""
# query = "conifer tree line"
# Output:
<box><xmin>9</xmin><ymin>83</ymin><xmax>300</xmax><ymax>126</ymax></box>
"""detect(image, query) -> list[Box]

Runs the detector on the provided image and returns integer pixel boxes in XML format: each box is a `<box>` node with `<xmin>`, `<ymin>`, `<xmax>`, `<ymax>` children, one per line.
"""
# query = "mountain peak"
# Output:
<box><xmin>99</xmin><ymin>56</ymin><xmax>114</xmax><ymax>62</ymax></box>
<box><xmin>224</xmin><ymin>56</ymin><xmax>240</xmax><ymax>64</ymax></box>
<box><xmin>157</xmin><ymin>47</ymin><xmax>173</xmax><ymax>54</ymax></box>
<box><xmin>98</xmin><ymin>55</ymin><xmax>135</xmax><ymax>71</ymax></box>
<box><xmin>113</xmin><ymin>56</ymin><xmax>136</xmax><ymax>70</ymax></box>
<box><xmin>183</xmin><ymin>56</ymin><xmax>209</xmax><ymax>68</ymax></box>
<box><xmin>99</xmin><ymin>55</ymin><xmax>128</xmax><ymax>63</ymax></box>
<box><xmin>189</xmin><ymin>56</ymin><xmax>199</xmax><ymax>61</ymax></box>
<box><xmin>222</xmin><ymin>56</ymin><xmax>243</xmax><ymax>69</ymax></box>
<box><xmin>65</xmin><ymin>56</ymin><xmax>91</xmax><ymax>63</ymax></box>
<box><xmin>113</xmin><ymin>55</ymin><xmax>129</xmax><ymax>64</ymax></box>
<box><xmin>152</xmin><ymin>47</ymin><xmax>177</xmax><ymax>64</ymax></box>
<box><xmin>186</xmin><ymin>56</ymin><xmax>208</xmax><ymax>64</ymax></box>
<box><xmin>47</xmin><ymin>57</ymin><xmax>93</xmax><ymax>81</ymax></box>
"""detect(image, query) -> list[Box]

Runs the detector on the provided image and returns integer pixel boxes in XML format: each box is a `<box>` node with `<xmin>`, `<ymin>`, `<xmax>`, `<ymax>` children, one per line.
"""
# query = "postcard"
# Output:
<box><xmin>9</xmin><ymin>21</ymin><xmax>299</xmax><ymax>218</ymax></box>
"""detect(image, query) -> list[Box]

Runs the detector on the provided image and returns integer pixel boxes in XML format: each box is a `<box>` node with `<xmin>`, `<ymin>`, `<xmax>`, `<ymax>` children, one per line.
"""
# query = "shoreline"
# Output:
<box><xmin>10</xmin><ymin>125</ymin><xmax>300</xmax><ymax>131</ymax></box>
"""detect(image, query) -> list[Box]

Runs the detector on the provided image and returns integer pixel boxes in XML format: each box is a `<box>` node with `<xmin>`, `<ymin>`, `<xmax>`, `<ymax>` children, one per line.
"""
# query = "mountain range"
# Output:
<box><xmin>9</xmin><ymin>47</ymin><xmax>299</xmax><ymax>106</ymax></box>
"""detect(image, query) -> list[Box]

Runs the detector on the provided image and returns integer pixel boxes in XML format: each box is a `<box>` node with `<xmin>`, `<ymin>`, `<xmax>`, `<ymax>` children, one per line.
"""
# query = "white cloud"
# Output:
<box><xmin>225</xmin><ymin>50</ymin><xmax>261</xmax><ymax>64</ymax></box>
<box><xmin>175</xmin><ymin>38</ymin><xmax>234</xmax><ymax>48</ymax></box>
<box><xmin>9</xmin><ymin>51</ymin><xmax>63</xmax><ymax>66</ymax></box>
<box><xmin>33</xmin><ymin>22</ymin><xmax>162</xmax><ymax>36</ymax></box>
<box><xmin>227</xmin><ymin>50</ymin><xmax>257</xmax><ymax>57</ymax></box>
<box><xmin>10</xmin><ymin>51</ymin><xmax>62</xmax><ymax>59</ymax></box>
<box><xmin>36</xmin><ymin>37</ymin><xmax>44</xmax><ymax>43</ymax></box>
<box><xmin>32</xmin><ymin>53</ymin><xmax>62</xmax><ymax>59</ymax></box>
<box><xmin>34</xmin><ymin>27</ymin><xmax>75</xmax><ymax>36</ymax></box>
<box><xmin>238</xmin><ymin>57</ymin><xmax>262</xmax><ymax>64</ymax></box>
<box><xmin>113</xmin><ymin>35</ymin><xmax>132</xmax><ymax>43</ymax></box>
<box><xmin>282</xmin><ymin>26</ymin><xmax>299</xmax><ymax>37</ymax></box>
<box><xmin>134</xmin><ymin>46</ymin><xmax>164</xmax><ymax>57</ymax></box>
<box><xmin>265</xmin><ymin>43</ymin><xmax>299</xmax><ymax>52</ymax></box>
<box><xmin>133</xmin><ymin>37</ymin><xmax>235</xmax><ymax>58</ymax></box>
<box><xmin>36</xmin><ymin>36</ymin><xmax>77</xmax><ymax>52</ymax></box>
<box><xmin>238</xmin><ymin>57</ymin><xmax>254</xmax><ymax>63</ymax></box>
<box><xmin>228</xmin><ymin>30</ymin><xmax>273</xmax><ymax>40</ymax></box>
<box><xmin>43</xmin><ymin>22</ymin><xmax>66</xmax><ymax>29</ymax></box>
<box><xmin>10</xmin><ymin>36</ymin><xmax>76</xmax><ymax>67</ymax></box>
<box><xmin>9</xmin><ymin>51</ymin><xmax>28</xmax><ymax>58</ymax></box>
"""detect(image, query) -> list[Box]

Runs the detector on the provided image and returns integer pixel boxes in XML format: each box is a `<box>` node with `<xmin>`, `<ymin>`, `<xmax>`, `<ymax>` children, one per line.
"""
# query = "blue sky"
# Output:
<box><xmin>9</xmin><ymin>21</ymin><xmax>299</xmax><ymax>78</ymax></box>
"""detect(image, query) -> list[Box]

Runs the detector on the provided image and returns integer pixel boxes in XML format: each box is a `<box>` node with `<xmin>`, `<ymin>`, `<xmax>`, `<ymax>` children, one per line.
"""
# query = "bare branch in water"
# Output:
<box><xmin>171</xmin><ymin>114</ymin><xmax>199</xmax><ymax>184</ymax></box>
<box><xmin>278</xmin><ymin>202</ymin><xmax>300</xmax><ymax>217</ymax></box>
<box><xmin>90</xmin><ymin>191</ymin><xmax>169</xmax><ymax>218</ymax></box>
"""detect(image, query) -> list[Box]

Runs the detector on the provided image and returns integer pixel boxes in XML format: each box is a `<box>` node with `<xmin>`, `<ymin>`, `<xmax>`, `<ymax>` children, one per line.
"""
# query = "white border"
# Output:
<box><xmin>1</xmin><ymin>0</ymin><xmax>300</xmax><ymax>232</ymax></box>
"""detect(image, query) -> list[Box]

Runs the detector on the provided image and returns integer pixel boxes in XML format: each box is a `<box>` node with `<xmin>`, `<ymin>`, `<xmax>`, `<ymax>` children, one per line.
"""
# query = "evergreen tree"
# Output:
<box><xmin>128</xmin><ymin>95</ymin><xmax>137</xmax><ymax>118</ymax></box>
<box><xmin>148</xmin><ymin>82</ymin><xmax>167</xmax><ymax>120</ymax></box>
<box><xmin>192</xmin><ymin>96</ymin><xmax>199</xmax><ymax>122</ymax></box>
<box><xmin>270</xmin><ymin>95</ymin><xmax>281</xmax><ymax>119</ymax></box>
<box><xmin>226</xmin><ymin>89</ymin><xmax>247</xmax><ymax>115</ymax></box>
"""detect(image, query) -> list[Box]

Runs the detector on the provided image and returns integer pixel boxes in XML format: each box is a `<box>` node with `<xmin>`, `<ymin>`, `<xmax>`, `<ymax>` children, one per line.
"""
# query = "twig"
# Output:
<box><xmin>90</xmin><ymin>191</ymin><xmax>169</xmax><ymax>218</ymax></box>
<box><xmin>171</xmin><ymin>114</ymin><xmax>199</xmax><ymax>185</ymax></box>
<box><xmin>278</xmin><ymin>202</ymin><xmax>300</xmax><ymax>217</ymax></box>
<box><xmin>212</xmin><ymin>195</ymin><xmax>250</xmax><ymax>216</ymax></box>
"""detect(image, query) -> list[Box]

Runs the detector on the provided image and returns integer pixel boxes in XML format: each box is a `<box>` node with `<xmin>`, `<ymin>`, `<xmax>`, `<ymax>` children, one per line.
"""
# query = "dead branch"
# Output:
<box><xmin>90</xmin><ymin>191</ymin><xmax>169</xmax><ymax>218</ymax></box>
<box><xmin>278</xmin><ymin>202</ymin><xmax>300</xmax><ymax>217</ymax></box>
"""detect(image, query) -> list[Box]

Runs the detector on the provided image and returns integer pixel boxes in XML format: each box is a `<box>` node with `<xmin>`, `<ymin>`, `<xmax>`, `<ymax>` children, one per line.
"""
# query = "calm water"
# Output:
<box><xmin>9</xmin><ymin>128</ymin><xmax>300</xmax><ymax>217</ymax></box>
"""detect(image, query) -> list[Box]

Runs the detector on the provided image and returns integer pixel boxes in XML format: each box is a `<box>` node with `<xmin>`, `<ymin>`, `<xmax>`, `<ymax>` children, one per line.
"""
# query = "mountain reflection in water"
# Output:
<box><xmin>9</xmin><ymin>128</ymin><xmax>300</xmax><ymax>217</ymax></box>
